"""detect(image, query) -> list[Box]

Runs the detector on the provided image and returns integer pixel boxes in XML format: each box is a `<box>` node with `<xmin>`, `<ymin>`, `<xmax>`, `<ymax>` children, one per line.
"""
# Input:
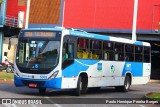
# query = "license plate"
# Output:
<box><xmin>29</xmin><ymin>83</ymin><xmax>37</xmax><ymax>88</ymax></box>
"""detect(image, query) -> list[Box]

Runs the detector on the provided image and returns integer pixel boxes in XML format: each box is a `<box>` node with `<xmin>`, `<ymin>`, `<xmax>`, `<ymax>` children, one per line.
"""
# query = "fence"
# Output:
<box><xmin>0</xmin><ymin>15</ymin><xmax>25</xmax><ymax>28</ymax></box>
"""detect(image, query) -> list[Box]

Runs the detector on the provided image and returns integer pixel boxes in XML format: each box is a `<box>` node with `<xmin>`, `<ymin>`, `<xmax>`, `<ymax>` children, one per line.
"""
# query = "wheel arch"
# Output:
<box><xmin>125</xmin><ymin>72</ymin><xmax>132</xmax><ymax>85</ymax></box>
<box><xmin>78</xmin><ymin>72</ymin><xmax>88</xmax><ymax>85</ymax></box>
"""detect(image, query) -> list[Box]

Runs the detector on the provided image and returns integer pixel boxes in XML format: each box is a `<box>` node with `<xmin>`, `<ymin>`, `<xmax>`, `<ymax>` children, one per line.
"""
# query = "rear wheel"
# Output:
<box><xmin>115</xmin><ymin>76</ymin><xmax>131</xmax><ymax>92</ymax></box>
<box><xmin>39</xmin><ymin>88</ymin><xmax>46</xmax><ymax>95</ymax></box>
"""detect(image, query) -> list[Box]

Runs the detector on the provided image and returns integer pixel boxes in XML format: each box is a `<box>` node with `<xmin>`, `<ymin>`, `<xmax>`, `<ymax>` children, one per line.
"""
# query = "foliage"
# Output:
<box><xmin>0</xmin><ymin>71</ymin><xmax>14</xmax><ymax>79</ymax></box>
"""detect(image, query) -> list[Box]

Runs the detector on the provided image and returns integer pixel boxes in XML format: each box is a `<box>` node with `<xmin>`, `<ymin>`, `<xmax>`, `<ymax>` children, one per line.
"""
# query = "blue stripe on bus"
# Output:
<box><xmin>69</xmin><ymin>30</ymin><xmax>110</xmax><ymax>41</ymax></box>
<box><xmin>122</xmin><ymin>62</ymin><xmax>143</xmax><ymax>77</ymax></box>
<box><xmin>14</xmin><ymin>75</ymin><xmax>62</xmax><ymax>89</ymax></box>
<box><xmin>62</xmin><ymin>59</ymin><xmax>100</xmax><ymax>77</ymax></box>
<box><xmin>134</xmin><ymin>41</ymin><xmax>143</xmax><ymax>45</ymax></box>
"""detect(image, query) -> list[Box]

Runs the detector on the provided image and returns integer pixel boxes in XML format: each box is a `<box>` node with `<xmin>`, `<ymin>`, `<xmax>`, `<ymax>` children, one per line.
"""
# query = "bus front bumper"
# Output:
<box><xmin>14</xmin><ymin>75</ymin><xmax>62</xmax><ymax>89</ymax></box>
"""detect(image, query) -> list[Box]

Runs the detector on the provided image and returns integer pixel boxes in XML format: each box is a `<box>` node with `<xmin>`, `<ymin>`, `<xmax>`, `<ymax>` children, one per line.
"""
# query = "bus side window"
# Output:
<box><xmin>144</xmin><ymin>47</ymin><xmax>150</xmax><ymax>63</ymax></box>
<box><xmin>63</xmin><ymin>43</ymin><xmax>74</xmax><ymax>61</ymax></box>
<box><xmin>90</xmin><ymin>40</ymin><xmax>102</xmax><ymax>60</ymax></box>
<box><xmin>103</xmin><ymin>41</ymin><xmax>114</xmax><ymax>60</ymax></box>
<box><xmin>135</xmin><ymin>46</ymin><xmax>143</xmax><ymax>62</ymax></box>
<box><xmin>62</xmin><ymin>43</ymin><xmax>68</xmax><ymax>62</ymax></box>
<box><xmin>62</xmin><ymin>41</ymin><xmax>74</xmax><ymax>70</ymax></box>
<box><xmin>125</xmin><ymin>44</ymin><xmax>134</xmax><ymax>62</ymax></box>
<box><xmin>114</xmin><ymin>43</ymin><xmax>124</xmax><ymax>61</ymax></box>
<box><xmin>68</xmin><ymin>43</ymin><xmax>74</xmax><ymax>59</ymax></box>
<box><xmin>77</xmin><ymin>38</ymin><xmax>89</xmax><ymax>59</ymax></box>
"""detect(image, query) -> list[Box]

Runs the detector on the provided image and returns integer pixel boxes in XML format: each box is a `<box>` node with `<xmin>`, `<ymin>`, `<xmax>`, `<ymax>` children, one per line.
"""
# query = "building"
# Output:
<box><xmin>0</xmin><ymin>0</ymin><xmax>27</xmax><ymax>63</ymax></box>
<box><xmin>27</xmin><ymin>0</ymin><xmax>160</xmax><ymax>79</ymax></box>
<box><xmin>0</xmin><ymin>0</ymin><xmax>160</xmax><ymax>79</ymax></box>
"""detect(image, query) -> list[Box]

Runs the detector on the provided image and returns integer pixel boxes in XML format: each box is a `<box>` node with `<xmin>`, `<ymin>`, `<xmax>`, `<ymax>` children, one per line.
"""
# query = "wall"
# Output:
<box><xmin>28</xmin><ymin>0</ymin><xmax>160</xmax><ymax>33</ymax></box>
<box><xmin>6</xmin><ymin>0</ymin><xmax>26</xmax><ymax>19</ymax></box>
<box><xmin>2</xmin><ymin>38</ymin><xmax>17</xmax><ymax>63</ymax></box>
<box><xmin>63</xmin><ymin>0</ymin><xmax>160</xmax><ymax>33</ymax></box>
<box><xmin>64</xmin><ymin>0</ymin><xmax>133</xmax><ymax>30</ymax></box>
<box><xmin>29</xmin><ymin>0</ymin><xmax>61</xmax><ymax>24</ymax></box>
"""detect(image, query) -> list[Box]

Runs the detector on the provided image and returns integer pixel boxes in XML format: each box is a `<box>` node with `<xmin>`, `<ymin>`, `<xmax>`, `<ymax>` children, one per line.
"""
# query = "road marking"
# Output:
<box><xmin>44</xmin><ymin>96</ymin><xmax>63</xmax><ymax>107</ymax></box>
<box><xmin>31</xmin><ymin>104</ymin><xmax>37</xmax><ymax>107</ymax></box>
<box><xmin>139</xmin><ymin>105</ymin><xmax>146</xmax><ymax>107</ymax></box>
<box><xmin>2</xmin><ymin>103</ymin><xmax>17</xmax><ymax>107</ymax></box>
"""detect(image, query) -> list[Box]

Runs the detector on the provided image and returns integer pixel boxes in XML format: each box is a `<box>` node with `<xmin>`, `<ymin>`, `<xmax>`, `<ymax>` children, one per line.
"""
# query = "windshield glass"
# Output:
<box><xmin>16</xmin><ymin>30</ymin><xmax>61</xmax><ymax>74</ymax></box>
<box><xmin>16</xmin><ymin>41</ymin><xmax>60</xmax><ymax>69</ymax></box>
<box><xmin>16</xmin><ymin>40</ymin><xmax>60</xmax><ymax>70</ymax></box>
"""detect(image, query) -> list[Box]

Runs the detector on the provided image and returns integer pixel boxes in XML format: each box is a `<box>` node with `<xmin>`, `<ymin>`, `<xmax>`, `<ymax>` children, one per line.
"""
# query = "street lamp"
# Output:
<box><xmin>132</xmin><ymin>0</ymin><xmax>138</xmax><ymax>41</ymax></box>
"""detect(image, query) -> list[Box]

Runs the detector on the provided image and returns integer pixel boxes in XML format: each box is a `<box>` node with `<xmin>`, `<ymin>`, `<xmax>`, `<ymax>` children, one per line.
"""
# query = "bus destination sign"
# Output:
<box><xmin>24</xmin><ymin>32</ymin><xmax>56</xmax><ymax>37</ymax></box>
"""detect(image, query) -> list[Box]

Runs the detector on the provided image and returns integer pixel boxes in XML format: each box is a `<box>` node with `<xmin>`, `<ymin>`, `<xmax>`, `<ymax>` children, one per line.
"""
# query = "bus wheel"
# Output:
<box><xmin>75</xmin><ymin>76</ymin><xmax>87</xmax><ymax>96</ymax></box>
<box><xmin>115</xmin><ymin>76</ymin><xmax>131</xmax><ymax>92</ymax></box>
<box><xmin>39</xmin><ymin>88</ymin><xmax>46</xmax><ymax>95</ymax></box>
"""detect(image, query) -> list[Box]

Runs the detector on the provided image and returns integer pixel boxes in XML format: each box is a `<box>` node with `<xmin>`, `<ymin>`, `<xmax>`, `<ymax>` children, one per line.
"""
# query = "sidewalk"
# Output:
<box><xmin>148</xmin><ymin>79</ymin><xmax>160</xmax><ymax>83</ymax></box>
<box><xmin>0</xmin><ymin>78</ymin><xmax>14</xmax><ymax>83</ymax></box>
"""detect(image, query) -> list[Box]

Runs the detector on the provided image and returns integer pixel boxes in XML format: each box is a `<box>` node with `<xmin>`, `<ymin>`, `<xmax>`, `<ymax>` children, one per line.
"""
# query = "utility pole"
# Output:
<box><xmin>25</xmin><ymin>0</ymin><xmax>31</xmax><ymax>29</ymax></box>
<box><xmin>132</xmin><ymin>0</ymin><xmax>138</xmax><ymax>41</ymax></box>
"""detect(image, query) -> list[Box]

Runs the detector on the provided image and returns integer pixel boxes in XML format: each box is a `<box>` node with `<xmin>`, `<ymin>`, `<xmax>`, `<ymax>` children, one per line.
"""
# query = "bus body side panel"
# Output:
<box><xmin>95</xmin><ymin>61</ymin><xmax>125</xmax><ymax>87</ymax></box>
<box><xmin>61</xmin><ymin>59</ymin><xmax>126</xmax><ymax>88</ymax></box>
<box><xmin>122</xmin><ymin>62</ymin><xmax>151</xmax><ymax>85</ymax></box>
<box><xmin>61</xmin><ymin>59</ymin><xmax>100</xmax><ymax>89</ymax></box>
<box><xmin>61</xmin><ymin>59</ymin><xmax>151</xmax><ymax>89</ymax></box>
<box><xmin>131</xmin><ymin>63</ymin><xmax>151</xmax><ymax>85</ymax></box>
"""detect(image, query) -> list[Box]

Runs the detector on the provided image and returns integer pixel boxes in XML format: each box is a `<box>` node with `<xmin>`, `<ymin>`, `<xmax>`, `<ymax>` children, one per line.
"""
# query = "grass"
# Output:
<box><xmin>0</xmin><ymin>71</ymin><xmax>14</xmax><ymax>79</ymax></box>
<box><xmin>146</xmin><ymin>92</ymin><xmax>160</xmax><ymax>101</ymax></box>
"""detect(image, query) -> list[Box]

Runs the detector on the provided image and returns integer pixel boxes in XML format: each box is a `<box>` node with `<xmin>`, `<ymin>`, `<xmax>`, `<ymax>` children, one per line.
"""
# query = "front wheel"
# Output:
<box><xmin>74</xmin><ymin>76</ymin><xmax>87</xmax><ymax>96</ymax></box>
<box><xmin>115</xmin><ymin>76</ymin><xmax>131</xmax><ymax>92</ymax></box>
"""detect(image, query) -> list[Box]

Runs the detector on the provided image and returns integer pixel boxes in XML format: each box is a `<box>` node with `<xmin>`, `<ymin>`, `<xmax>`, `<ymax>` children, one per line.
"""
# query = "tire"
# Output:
<box><xmin>115</xmin><ymin>76</ymin><xmax>131</xmax><ymax>92</ymax></box>
<box><xmin>39</xmin><ymin>88</ymin><xmax>46</xmax><ymax>95</ymax></box>
<box><xmin>74</xmin><ymin>76</ymin><xmax>87</xmax><ymax>96</ymax></box>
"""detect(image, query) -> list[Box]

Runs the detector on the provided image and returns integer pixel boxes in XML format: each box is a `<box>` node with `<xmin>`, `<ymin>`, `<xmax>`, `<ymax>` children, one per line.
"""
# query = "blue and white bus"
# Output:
<box><xmin>11</xmin><ymin>27</ymin><xmax>151</xmax><ymax>95</ymax></box>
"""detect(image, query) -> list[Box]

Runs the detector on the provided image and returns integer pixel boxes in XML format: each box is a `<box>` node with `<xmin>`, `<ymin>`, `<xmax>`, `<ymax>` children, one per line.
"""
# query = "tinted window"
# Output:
<box><xmin>103</xmin><ymin>41</ymin><xmax>114</xmax><ymax>60</ymax></box>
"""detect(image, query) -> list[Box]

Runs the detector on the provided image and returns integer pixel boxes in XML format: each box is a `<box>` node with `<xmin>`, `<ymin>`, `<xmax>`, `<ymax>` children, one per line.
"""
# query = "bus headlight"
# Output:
<box><xmin>49</xmin><ymin>70</ymin><xmax>59</xmax><ymax>80</ymax></box>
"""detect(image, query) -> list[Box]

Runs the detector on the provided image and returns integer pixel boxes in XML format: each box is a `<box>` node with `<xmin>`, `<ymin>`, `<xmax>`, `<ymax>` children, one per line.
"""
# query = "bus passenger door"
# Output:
<box><xmin>62</xmin><ymin>37</ymin><xmax>76</xmax><ymax>70</ymax></box>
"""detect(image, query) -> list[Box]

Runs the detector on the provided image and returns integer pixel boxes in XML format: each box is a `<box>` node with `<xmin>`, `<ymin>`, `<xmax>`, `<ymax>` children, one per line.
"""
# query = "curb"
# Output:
<box><xmin>144</xmin><ymin>92</ymin><xmax>160</xmax><ymax>102</ymax></box>
<box><xmin>0</xmin><ymin>79</ymin><xmax>14</xmax><ymax>83</ymax></box>
<box><xmin>149</xmin><ymin>80</ymin><xmax>160</xmax><ymax>83</ymax></box>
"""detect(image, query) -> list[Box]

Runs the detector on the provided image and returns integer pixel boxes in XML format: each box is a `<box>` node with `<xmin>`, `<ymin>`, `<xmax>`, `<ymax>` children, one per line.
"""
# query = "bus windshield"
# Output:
<box><xmin>16</xmin><ymin>36</ymin><xmax>61</xmax><ymax>74</ymax></box>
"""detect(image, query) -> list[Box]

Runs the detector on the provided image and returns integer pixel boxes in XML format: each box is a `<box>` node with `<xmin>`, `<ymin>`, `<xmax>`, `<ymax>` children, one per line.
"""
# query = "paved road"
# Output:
<box><xmin>0</xmin><ymin>82</ymin><xmax>159</xmax><ymax>107</ymax></box>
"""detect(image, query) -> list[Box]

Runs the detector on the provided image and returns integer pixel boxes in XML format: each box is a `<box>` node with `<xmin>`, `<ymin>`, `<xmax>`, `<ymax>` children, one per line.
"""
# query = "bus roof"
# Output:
<box><xmin>22</xmin><ymin>27</ymin><xmax>150</xmax><ymax>46</ymax></box>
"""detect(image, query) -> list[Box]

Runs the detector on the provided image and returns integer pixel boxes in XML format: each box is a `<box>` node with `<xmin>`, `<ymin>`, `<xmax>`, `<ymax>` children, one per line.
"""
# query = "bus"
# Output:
<box><xmin>11</xmin><ymin>27</ymin><xmax>151</xmax><ymax>96</ymax></box>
